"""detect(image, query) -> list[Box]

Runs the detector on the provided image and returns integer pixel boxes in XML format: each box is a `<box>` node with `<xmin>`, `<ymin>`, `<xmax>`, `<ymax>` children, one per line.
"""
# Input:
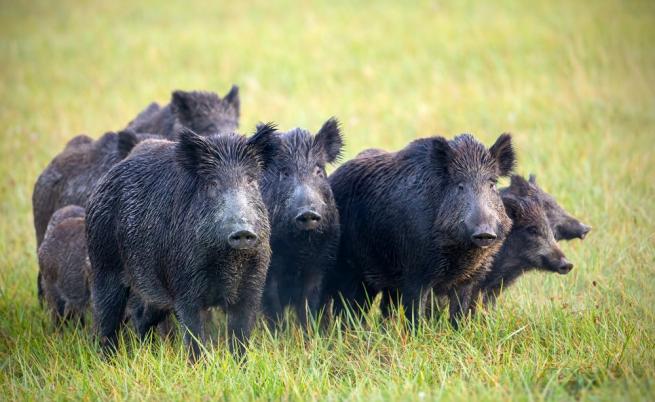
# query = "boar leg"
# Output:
<box><xmin>135</xmin><ymin>304</ymin><xmax>169</xmax><ymax>340</ymax></box>
<box><xmin>262</xmin><ymin>276</ymin><xmax>284</xmax><ymax>329</ymax></box>
<box><xmin>92</xmin><ymin>270</ymin><xmax>129</xmax><ymax>353</ymax></box>
<box><xmin>482</xmin><ymin>286</ymin><xmax>501</xmax><ymax>309</ymax></box>
<box><xmin>63</xmin><ymin>301</ymin><xmax>85</xmax><ymax>326</ymax></box>
<box><xmin>296</xmin><ymin>268</ymin><xmax>323</xmax><ymax>329</ymax></box>
<box><xmin>46</xmin><ymin>286</ymin><xmax>66</xmax><ymax>326</ymax></box>
<box><xmin>465</xmin><ymin>286</ymin><xmax>484</xmax><ymax>316</ymax></box>
<box><xmin>379</xmin><ymin>289</ymin><xmax>399</xmax><ymax>319</ymax></box>
<box><xmin>226</xmin><ymin>294</ymin><xmax>259</xmax><ymax>358</ymax></box>
<box><xmin>340</xmin><ymin>282</ymin><xmax>376</xmax><ymax>324</ymax></box>
<box><xmin>174</xmin><ymin>303</ymin><xmax>205</xmax><ymax>363</ymax></box>
<box><xmin>37</xmin><ymin>272</ymin><xmax>44</xmax><ymax>305</ymax></box>
<box><xmin>424</xmin><ymin>290</ymin><xmax>447</xmax><ymax>320</ymax></box>
<box><xmin>400</xmin><ymin>286</ymin><xmax>428</xmax><ymax>326</ymax></box>
<box><xmin>448</xmin><ymin>284</ymin><xmax>474</xmax><ymax>329</ymax></box>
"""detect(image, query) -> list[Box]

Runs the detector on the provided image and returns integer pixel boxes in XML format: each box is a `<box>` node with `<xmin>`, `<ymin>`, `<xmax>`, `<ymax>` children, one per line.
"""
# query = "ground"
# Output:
<box><xmin>0</xmin><ymin>0</ymin><xmax>653</xmax><ymax>400</ymax></box>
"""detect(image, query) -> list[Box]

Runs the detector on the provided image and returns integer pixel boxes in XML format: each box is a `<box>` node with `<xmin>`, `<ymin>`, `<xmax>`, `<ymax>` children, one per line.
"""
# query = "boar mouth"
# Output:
<box><xmin>470</xmin><ymin>231</ymin><xmax>497</xmax><ymax>248</ymax></box>
<box><xmin>578</xmin><ymin>226</ymin><xmax>591</xmax><ymax>240</ymax></box>
<box><xmin>560</xmin><ymin>224</ymin><xmax>591</xmax><ymax>241</ymax></box>
<box><xmin>541</xmin><ymin>256</ymin><xmax>574</xmax><ymax>275</ymax></box>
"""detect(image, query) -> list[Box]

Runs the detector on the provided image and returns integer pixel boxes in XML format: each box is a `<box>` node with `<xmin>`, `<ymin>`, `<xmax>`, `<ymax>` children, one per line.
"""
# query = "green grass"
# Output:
<box><xmin>1</xmin><ymin>0</ymin><xmax>654</xmax><ymax>400</ymax></box>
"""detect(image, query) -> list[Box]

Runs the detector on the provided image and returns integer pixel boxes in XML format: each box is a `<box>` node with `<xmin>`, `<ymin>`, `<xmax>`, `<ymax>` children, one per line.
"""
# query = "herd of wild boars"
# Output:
<box><xmin>32</xmin><ymin>85</ymin><xmax>591</xmax><ymax>361</ymax></box>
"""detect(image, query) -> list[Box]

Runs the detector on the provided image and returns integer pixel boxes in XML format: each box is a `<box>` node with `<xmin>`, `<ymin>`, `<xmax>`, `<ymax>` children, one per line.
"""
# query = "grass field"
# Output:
<box><xmin>1</xmin><ymin>0</ymin><xmax>654</xmax><ymax>400</ymax></box>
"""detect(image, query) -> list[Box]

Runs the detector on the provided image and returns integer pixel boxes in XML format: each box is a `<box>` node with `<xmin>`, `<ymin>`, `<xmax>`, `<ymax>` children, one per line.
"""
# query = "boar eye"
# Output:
<box><xmin>527</xmin><ymin>226</ymin><xmax>540</xmax><ymax>235</ymax></box>
<box><xmin>280</xmin><ymin>169</ymin><xmax>290</xmax><ymax>179</ymax></box>
<box><xmin>490</xmin><ymin>179</ymin><xmax>498</xmax><ymax>190</ymax></box>
<box><xmin>314</xmin><ymin>165</ymin><xmax>324</xmax><ymax>178</ymax></box>
<box><xmin>457</xmin><ymin>183</ymin><xmax>465</xmax><ymax>192</ymax></box>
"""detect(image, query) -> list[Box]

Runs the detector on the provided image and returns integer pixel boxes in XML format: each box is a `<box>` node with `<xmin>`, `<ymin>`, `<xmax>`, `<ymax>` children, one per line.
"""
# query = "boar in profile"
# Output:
<box><xmin>468</xmin><ymin>175</ymin><xmax>574</xmax><ymax>310</ymax></box>
<box><xmin>527</xmin><ymin>174</ymin><xmax>591</xmax><ymax>241</ymax></box>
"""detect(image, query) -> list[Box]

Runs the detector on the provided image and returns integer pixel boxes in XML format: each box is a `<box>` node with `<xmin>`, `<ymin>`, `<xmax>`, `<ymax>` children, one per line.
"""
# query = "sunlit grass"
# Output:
<box><xmin>1</xmin><ymin>0</ymin><xmax>654</xmax><ymax>400</ymax></box>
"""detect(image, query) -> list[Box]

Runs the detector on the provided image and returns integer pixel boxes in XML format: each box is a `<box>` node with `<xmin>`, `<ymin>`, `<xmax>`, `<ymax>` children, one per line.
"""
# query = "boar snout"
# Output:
<box><xmin>290</xmin><ymin>183</ymin><xmax>325</xmax><ymax>231</ymax></box>
<box><xmin>579</xmin><ymin>224</ymin><xmax>592</xmax><ymax>239</ymax></box>
<box><xmin>470</xmin><ymin>226</ymin><xmax>497</xmax><ymax>248</ymax></box>
<box><xmin>295</xmin><ymin>210</ymin><xmax>322</xmax><ymax>231</ymax></box>
<box><xmin>543</xmin><ymin>249</ymin><xmax>574</xmax><ymax>274</ymax></box>
<box><xmin>555</xmin><ymin>219</ymin><xmax>592</xmax><ymax>241</ymax></box>
<box><xmin>466</xmin><ymin>198</ymin><xmax>501</xmax><ymax>248</ymax></box>
<box><xmin>227</xmin><ymin>229</ymin><xmax>258</xmax><ymax>250</ymax></box>
<box><xmin>555</xmin><ymin>257</ymin><xmax>574</xmax><ymax>274</ymax></box>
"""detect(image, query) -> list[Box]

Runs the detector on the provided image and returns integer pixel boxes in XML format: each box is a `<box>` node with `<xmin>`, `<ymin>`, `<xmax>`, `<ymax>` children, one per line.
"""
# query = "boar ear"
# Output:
<box><xmin>315</xmin><ymin>117</ymin><xmax>344</xmax><ymax>164</ymax></box>
<box><xmin>489</xmin><ymin>133</ymin><xmax>515</xmax><ymax>177</ymax></box>
<box><xmin>254</xmin><ymin>122</ymin><xmax>268</xmax><ymax>131</ymax></box>
<box><xmin>171</xmin><ymin>90</ymin><xmax>196</xmax><ymax>123</ymax></box>
<box><xmin>117</xmin><ymin>130</ymin><xmax>140</xmax><ymax>159</ymax></box>
<box><xmin>223</xmin><ymin>85</ymin><xmax>240</xmax><ymax>108</ymax></box>
<box><xmin>65</xmin><ymin>134</ymin><xmax>93</xmax><ymax>148</ymax></box>
<box><xmin>528</xmin><ymin>173</ymin><xmax>537</xmax><ymax>184</ymax></box>
<box><xmin>502</xmin><ymin>194</ymin><xmax>522</xmax><ymax>221</ymax></box>
<box><xmin>176</xmin><ymin>127</ymin><xmax>217</xmax><ymax>175</ymax></box>
<box><xmin>509</xmin><ymin>175</ymin><xmax>532</xmax><ymax>197</ymax></box>
<box><xmin>221</xmin><ymin>86</ymin><xmax>240</xmax><ymax>127</ymax></box>
<box><xmin>432</xmin><ymin>136</ymin><xmax>452</xmax><ymax>174</ymax></box>
<box><xmin>248</xmin><ymin>122</ymin><xmax>279</xmax><ymax>170</ymax></box>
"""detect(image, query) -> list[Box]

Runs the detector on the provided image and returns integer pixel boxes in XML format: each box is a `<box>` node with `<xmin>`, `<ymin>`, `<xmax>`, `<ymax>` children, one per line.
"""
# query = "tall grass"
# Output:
<box><xmin>1</xmin><ymin>0</ymin><xmax>654</xmax><ymax>400</ymax></box>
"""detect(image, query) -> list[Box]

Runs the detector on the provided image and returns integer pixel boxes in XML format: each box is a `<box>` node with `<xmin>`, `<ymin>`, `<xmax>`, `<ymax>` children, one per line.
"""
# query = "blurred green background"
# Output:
<box><xmin>1</xmin><ymin>0</ymin><xmax>654</xmax><ymax>400</ymax></box>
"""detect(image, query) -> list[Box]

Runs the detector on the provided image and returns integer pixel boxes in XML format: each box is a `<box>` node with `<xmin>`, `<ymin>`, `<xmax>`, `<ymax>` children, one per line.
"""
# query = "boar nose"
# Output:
<box><xmin>579</xmin><ymin>224</ymin><xmax>592</xmax><ymax>240</ymax></box>
<box><xmin>295</xmin><ymin>210</ymin><xmax>322</xmax><ymax>231</ymax></box>
<box><xmin>556</xmin><ymin>257</ymin><xmax>574</xmax><ymax>274</ymax></box>
<box><xmin>227</xmin><ymin>230</ymin><xmax>258</xmax><ymax>250</ymax></box>
<box><xmin>471</xmin><ymin>228</ymin><xmax>497</xmax><ymax>248</ymax></box>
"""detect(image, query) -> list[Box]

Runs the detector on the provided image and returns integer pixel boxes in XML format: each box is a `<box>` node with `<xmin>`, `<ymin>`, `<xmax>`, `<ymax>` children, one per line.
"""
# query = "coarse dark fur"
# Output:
<box><xmin>32</xmin><ymin>130</ymin><xmax>155</xmax><ymax>300</ymax></box>
<box><xmin>38</xmin><ymin>205</ymin><xmax>90</xmax><ymax>325</ymax></box>
<box><xmin>323</xmin><ymin>133</ymin><xmax>516</xmax><ymax>324</ymax></box>
<box><xmin>65</xmin><ymin>134</ymin><xmax>94</xmax><ymax>148</ymax></box>
<box><xmin>527</xmin><ymin>174</ymin><xmax>591</xmax><ymax>241</ymax></box>
<box><xmin>260</xmin><ymin>118</ymin><xmax>343</xmax><ymax>328</ymax></box>
<box><xmin>125</xmin><ymin>86</ymin><xmax>240</xmax><ymax>138</ymax></box>
<box><xmin>355</xmin><ymin>148</ymin><xmax>385</xmax><ymax>159</ymax></box>
<box><xmin>124</xmin><ymin>102</ymin><xmax>162</xmax><ymax>130</ymax></box>
<box><xmin>85</xmin><ymin>124</ymin><xmax>279</xmax><ymax>361</ymax></box>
